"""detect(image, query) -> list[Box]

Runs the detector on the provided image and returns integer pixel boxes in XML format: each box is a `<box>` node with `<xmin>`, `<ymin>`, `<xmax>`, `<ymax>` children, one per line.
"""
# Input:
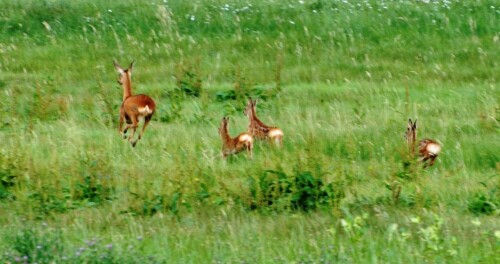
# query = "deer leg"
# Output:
<box><xmin>119</xmin><ymin>114</ymin><xmax>125</xmax><ymax>138</ymax></box>
<box><xmin>132</xmin><ymin>116</ymin><xmax>151</xmax><ymax>147</ymax></box>
<box><xmin>428</xmin><ymin>156</ymin><xmax>437</xmax><ymax>167</ymax></box>
<box><xmin>138</xmin><ymin>116</ymin><xmax>152</xmax><ymax>140</ymax></box>
<box><xmin>124</xmin><ymin>117</ymin><xmax>139</xmax><ymax>144</ymax></box>
<box><xmin>123</xmin><ymin>116</ymin><xmax>133</xmax><ymax>139</ymax></box>
<box><xmin>421</xmin><ymin>156</ymin><xmax>430</xmax><ymax>169</ymax></box>
<box><xmin>247</xmin><ymin>142</ymin><xmax>253</xmax><ymax>159</ymax></box>
<box><xmin>276</xmin><ymin>135</ymin><xmax>283</xmax><ymax>147</ymax></box>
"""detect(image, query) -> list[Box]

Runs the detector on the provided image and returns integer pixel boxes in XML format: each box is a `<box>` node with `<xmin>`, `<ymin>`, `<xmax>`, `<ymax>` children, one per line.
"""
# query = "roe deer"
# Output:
<box><xmin>114</xmin><ymin>60</ymin><xmax>156</xmax><ymax>147</ymax></box>
<box><xmin>243</xmin><ymin>98</ymin><xmax>283</xmax><ymax>146</ymax></box>
<box><xmin>219</xmin><ymin>116</ymin><xmax>253</xmax><ymax>159</ymax></box>
<box><xmin>405</xmin><ymin>119</ymin><xmax>441</xmax><ymax>168</ymax></box>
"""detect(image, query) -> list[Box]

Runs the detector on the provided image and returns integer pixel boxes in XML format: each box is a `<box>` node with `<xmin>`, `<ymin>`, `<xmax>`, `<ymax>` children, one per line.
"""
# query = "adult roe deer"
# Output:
<box><xmin>219</xmin><ymin>116</ymin><xmax>254</xmax><ymax>159</ymax></box>
<box><xmin>243</xmin><ymin>98</ymin><xmax>283</xmax><ymax>146</ymax></box>
<box><xmin>405</xmin><ymin>119</ymin><xmax>441</xmax><ymax>168</ymax></box>
<box><xmin>114</xmin><ymin>60</ymin><xmax>156</xmax><ymax>147</ymax></box>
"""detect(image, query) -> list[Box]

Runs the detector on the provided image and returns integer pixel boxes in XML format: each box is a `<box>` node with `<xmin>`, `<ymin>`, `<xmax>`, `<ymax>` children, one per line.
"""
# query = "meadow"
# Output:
<box><xmin>0</xmin><ymin>0</ymin><xmax>499</xmax><ymax>263</ymax></box>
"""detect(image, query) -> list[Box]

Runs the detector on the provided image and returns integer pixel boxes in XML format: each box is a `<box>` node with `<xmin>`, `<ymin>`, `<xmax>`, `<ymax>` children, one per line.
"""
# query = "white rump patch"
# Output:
<box><xmin>427</xmin><ymin>143</ymin><xmax>441</xmax><ymax>155</ymax></box>
<box><xmin>268</xmin><ymin>129</ymin><xmax>283</xmax><ymax>137</ymax></box>
<box><xmin>138</xmin><ymin>105</ymin><xmax>153</xmax><ymax>114</ymax></box>
<box><xmin>239</xmin><ymin>134</ymin><xmax>253</xmax><ymax>143</ymax></box>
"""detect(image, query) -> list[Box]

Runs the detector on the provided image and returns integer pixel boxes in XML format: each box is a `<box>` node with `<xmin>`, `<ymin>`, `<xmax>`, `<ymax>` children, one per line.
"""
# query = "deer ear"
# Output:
<box><xmin>128</xmin><ymin>60</ymin><xmax>135</xmax><ymax>74</ymax></box>
<box><xmin>113</xmin><ymin>60</ymin><xmax>124</xmax><ymax>74</ymax></box>
<box><xmin>413</xmin><ymin>119</ymin><xmax>417</xmax><ymax>130</ymax></box>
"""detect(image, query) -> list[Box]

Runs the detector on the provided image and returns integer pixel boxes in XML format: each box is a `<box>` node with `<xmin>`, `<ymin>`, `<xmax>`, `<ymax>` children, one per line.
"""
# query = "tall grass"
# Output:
<box><xmin>0</xmin><ymin>0</ymin><xmax>498</xmax><ymax>262</ymax></box>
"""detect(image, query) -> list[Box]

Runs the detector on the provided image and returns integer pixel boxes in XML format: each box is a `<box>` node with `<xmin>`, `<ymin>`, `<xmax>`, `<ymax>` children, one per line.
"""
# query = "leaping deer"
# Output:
<box><xmin>405</xmin><ymin>119</ymin><xmax>441</xmax><ymax>168</ymax></box>
<box><xmin>219</xmin><ymin>116</ymin><xmax>254</xmax><ymax>159</ymax></box>
<box><xmin>243</xmin><ymin>98</ymin><xmax>283</xmax><ymax>146</ymax></box>
<box><xmin>114</xmin><ymin>60</ymin><xmax>156</xmax><ymax>147</ymax></box>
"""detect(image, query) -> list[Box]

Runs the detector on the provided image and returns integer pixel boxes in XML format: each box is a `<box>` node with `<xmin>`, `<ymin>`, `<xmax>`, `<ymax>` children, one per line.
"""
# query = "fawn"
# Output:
<box><xmin>219</xmin><ymin>116</ymin><xmax>254</xmax><ymax>159</ymax></box>
<box><xmin>243</xmin><ymin>98</ymin><xmax>283</xmax><ymax>146</ymax></box>
<box><xmin>114</xmin><ymin>60</ymin><xmax>156</xmax><ymax>147</ymax></box>
<box><xmin>405</xmin><ymin>119</ymin><xmax>441</xmax><ymax>168</ymax></box>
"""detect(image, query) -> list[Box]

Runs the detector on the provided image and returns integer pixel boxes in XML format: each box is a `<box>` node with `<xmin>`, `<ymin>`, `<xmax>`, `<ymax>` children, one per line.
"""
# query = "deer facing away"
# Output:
<box><xmin>243</xmin><ymin>99</ymin><xmax>283</xmax><ymax>146</ymax></box>
<box><xmin>405</xmin><ymin>119</ymin><xmax>441</xmax><ymax>168</ymax></box>
<box><xmin>219</xmin><ymin>116</ymin><xmax>254</xmax><ymax>159</ymax></box>
<box><xmin>114</xmin><ymin>60</ymin><xmax>156</xmax><ymax>147</ymax></box>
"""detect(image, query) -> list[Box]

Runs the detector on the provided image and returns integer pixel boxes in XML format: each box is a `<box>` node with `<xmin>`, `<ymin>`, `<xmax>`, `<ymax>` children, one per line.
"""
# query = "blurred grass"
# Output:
<box><xmin>0</xmin><ymin>0</ymin><xmax>499</xmax><ymax>262</ymax></box>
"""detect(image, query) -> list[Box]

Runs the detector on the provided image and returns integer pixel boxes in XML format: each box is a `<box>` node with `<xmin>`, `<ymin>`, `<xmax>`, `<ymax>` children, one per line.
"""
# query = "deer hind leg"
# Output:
<box><xmin>428</xmin><ymin>155</ymin><xmax>437</xmax><ymax>167</ymax></box>
<box><xmin>138</xmin><ymin>115</ymin><xmax>152</xmax><ymax>141</ymax></box>
<box><xmin>247</xmin><ymin>142</ymin><xmax>253</xmax><ymax>159</ymax></box>
<box><xmin>132</xmin><ymin>115</ymin><xmax>152</xmax><ymax>147</ymax></box>
<box><xmin>122</xmin><ymin>115</ymin><xmax>133</xmax><ymax>139</ymax></box>
<box><xmin>124</xmin><ymin>117</ymin><xmax>139</xmax><ymax>145</ymax></box>
<box><xmin>119</xmin><ymin>114</ymin><xmax>125</xmax><ymax>138</ymax></box>
<box><xmin>269</xmin><ymin>135</ymin><xmax>283</xmax><ymax>148</ymax></box>
<box><xmin>421</xmin><ymin>156</ymin><xmax>430</xmax><ymax>168</ymax></box>
<box><xmin>275</xmin><ymin>135</ymin><xmax>283</xmax><ymax>147</ymax></box>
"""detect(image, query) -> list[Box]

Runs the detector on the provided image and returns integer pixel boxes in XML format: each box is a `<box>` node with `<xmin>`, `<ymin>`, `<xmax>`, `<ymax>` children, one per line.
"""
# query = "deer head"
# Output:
<box><xmin>113</xmin><ymin>60</ymin><xmax>134</xmax><ymax>85</ymax></box>
<box><xmin>243</xmin><ymin>98</ymin><xmax>256</xmax><ymax>118</ymax></box>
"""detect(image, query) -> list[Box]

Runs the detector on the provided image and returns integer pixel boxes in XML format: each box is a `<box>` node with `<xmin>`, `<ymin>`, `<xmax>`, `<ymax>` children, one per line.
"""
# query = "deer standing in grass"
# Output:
<box><xmin>219</xmin><ymin>116</ymin><xmax>254</xmax><ymax>159</ymax></box>
<box><xmin>405</xmin><ymin>119</ymin><xmax>441</xmax><ymax>168</ymax></box>
<box><xmin>243</xmin><ymin>98</ymin><xmax>283</xmax><ymax>146</ymax></box>
<box><xmin>114</xmin><ymin>60</ymin><xmax>156</xmax><ymax>147</ymax></box>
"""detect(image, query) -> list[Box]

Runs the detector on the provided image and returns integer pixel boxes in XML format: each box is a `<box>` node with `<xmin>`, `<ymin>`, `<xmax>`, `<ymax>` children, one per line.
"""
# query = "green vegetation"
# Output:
<box><xmin>0</xmin><ymin>0</ymin><xmax>498</xmax><ymax>262</ymax></box>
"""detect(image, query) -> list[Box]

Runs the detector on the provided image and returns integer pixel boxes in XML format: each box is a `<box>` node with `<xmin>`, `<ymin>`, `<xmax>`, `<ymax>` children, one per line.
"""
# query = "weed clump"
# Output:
<box><xmin>468</xmin><ymin>191</ymin><xmax>499</xmax><ymax>216</ymax></box>
<box><xmin>248</xmin><ymin>170</ymin><xmax>344</xmax><ymax>212</ymax></box>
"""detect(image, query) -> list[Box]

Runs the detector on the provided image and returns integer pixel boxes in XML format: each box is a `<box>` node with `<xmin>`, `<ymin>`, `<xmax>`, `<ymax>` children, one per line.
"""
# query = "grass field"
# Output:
<box><xmin>0</xmin><ymin>0</ymin><xmax>499</xmax><ymax>263</ymax></box>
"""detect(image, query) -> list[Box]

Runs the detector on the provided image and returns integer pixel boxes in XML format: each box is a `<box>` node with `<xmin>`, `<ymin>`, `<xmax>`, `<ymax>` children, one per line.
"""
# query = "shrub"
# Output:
<box><xmin>249</xmin><ymin>170</ymin><xmax>344</xmax><ymax>212</ymax></box>
<box><xmin>0</xmin><ymin>168</ymin><xmax>16</xmax><ymax>200</ymax></box>
<box><xmin>174</xmin><ymin>63</ymin><xmax>202</xmax><ymax>97</ymax></box>
<box><xmin>468</xmin><ymin>192</ymin><xmax>499</xmax><ymax>216</ymax></box>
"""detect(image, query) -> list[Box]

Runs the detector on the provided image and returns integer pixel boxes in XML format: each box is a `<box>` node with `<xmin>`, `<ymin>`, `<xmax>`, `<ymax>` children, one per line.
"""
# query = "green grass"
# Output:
<box><xmin>0</xmin><ymin>0</ymin><xmax>499</xmax><ymax>263</ymax></box>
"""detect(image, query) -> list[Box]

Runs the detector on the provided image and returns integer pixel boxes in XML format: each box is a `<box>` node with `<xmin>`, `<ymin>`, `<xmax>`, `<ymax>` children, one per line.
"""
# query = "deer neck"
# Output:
<box><xmin>220</xmin><ymin>128</ymin><xmax>231</xmax><ymax>143</ymax></box>
<box><xmin>250</xmin><ymin>111</ymin><xmax>266</xmax><ymax>128</ymax></box>
<box><xmin>122</xmin><ymin>73</ymin><xmax>133</xmax><ymax>100</ymax></box>
<box><xmin>408</xmin><ymin>131</ymin><xmax>416</xmax><ymax>154</ymax></box>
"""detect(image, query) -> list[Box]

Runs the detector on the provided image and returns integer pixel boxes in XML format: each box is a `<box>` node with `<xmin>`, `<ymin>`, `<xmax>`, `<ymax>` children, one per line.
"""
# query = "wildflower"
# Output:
<box><xmin>87</xmin><ymin>239</ymin><xmax>97</xmax><ymax>247</ymax></box>
<box><xmin>388</xmin><ymin>223</ymin><xmax>398</xmax><ymax>233</ymax></box>
<box><xmin>106</xmin><ymin>243</ymin><xmax>113</xmax><ymax>250</ymax></box>
<box><xmin>137</xmin><ymin>235</ymin><xmax>143</xmax><ymax>241</ymax></box>
<box><xmin>471</xmin><ymin>219</ymin><xmax>481</xmax><ymax>227</ymax></box>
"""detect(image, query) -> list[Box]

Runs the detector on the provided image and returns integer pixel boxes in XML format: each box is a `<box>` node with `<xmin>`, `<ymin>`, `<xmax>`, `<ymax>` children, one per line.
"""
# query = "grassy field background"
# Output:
<box><xmin>0</xmin><ymin>0</ymin><xmax>499</xmax><ymax>263</ymax></box>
